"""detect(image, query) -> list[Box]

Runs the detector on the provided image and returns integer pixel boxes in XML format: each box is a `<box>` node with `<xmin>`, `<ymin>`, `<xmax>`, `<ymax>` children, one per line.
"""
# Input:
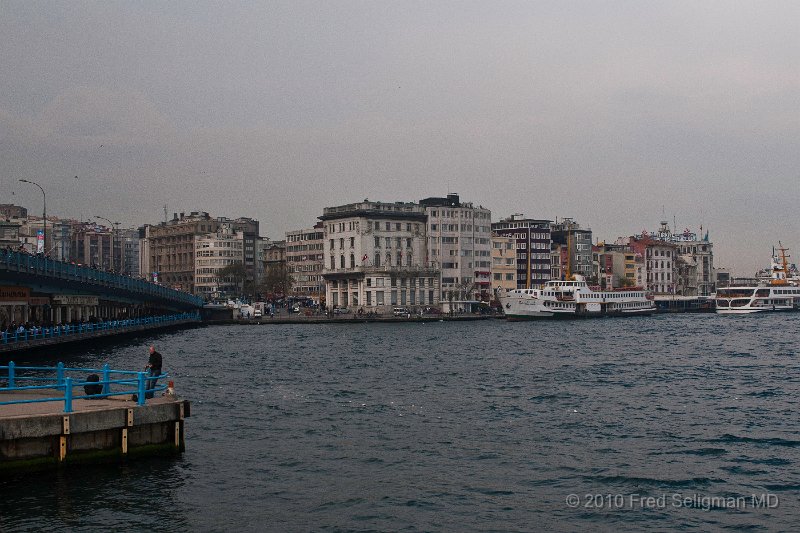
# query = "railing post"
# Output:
<box><xmin>64</xmin><ymin>377</ymin><xmax>73</xmax><ymax>413</ymax></box>
<box><xmin>102</xmin><ymin>363</ymin><xmax>110</xmax><ymax>395</ymax></box>
<box><xmin>137</xmin><ymin>372</ymin><xmax>146</xmax><ymax>405</ymax></box>
<box><xmin>8</xmin><ymin>361</ymin><xmax>15</xmax><ymax>388</ymax></box>
<box><xmin>56</xmin><ymin>362</ymin><xmax>65</xmax><ymax>386</ymax></box>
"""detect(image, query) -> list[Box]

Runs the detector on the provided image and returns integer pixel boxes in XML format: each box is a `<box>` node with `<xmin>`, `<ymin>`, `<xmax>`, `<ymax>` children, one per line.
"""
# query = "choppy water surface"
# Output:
<box><xmin>2</xmin><ymin>314</ymin><xmax>800</xmax><ymax>532</ymax></box>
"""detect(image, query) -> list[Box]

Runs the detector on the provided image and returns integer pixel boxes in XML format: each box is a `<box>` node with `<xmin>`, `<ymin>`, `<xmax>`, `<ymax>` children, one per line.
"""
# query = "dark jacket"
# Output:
<box><xmin>148</xmin><ymin>351</ymin><xmax>163</xmax><ymax>373</ymax></box>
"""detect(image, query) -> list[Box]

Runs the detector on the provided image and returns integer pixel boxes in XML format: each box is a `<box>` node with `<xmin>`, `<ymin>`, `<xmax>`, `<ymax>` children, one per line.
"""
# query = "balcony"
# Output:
<box><xmin>323</xmin><ymin>263</ymin><xmax>440</xmax><ymax>279</ymax></box>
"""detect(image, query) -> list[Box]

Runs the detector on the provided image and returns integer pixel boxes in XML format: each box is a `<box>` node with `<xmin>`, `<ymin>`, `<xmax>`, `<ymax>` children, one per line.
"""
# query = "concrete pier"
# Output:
<box><xmin>0</xmin><ymin>391</ymin><xmax>189</xmax><ymax>472</ymax></box>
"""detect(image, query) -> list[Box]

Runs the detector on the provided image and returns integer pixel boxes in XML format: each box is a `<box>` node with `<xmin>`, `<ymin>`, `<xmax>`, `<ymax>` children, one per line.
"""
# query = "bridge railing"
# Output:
<box><xmin>1</xmin><ymin>312</ymin><xmax>200</xmax><ymax>345</ymax></box>
<box><xmin>0</xmin><ymin>362</ymin><xmax>169</xmax><ymax>412</ymax></box>
<box><xmin>0</xmin><ymin>250</ymin><xmax>203</xmax><ymax>307</ymax></box>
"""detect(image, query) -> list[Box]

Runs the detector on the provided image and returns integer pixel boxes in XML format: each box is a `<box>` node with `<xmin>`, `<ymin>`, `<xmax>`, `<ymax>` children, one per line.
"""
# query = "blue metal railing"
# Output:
<box><xmin>0</xmin><ymin>362</ymin><xmax>169</xmax><ymax>412</ymax></box>
<box><xmin>1</xmin><ymin>312</ymin><xmax>200</xmax><ymax>345</ymax></box>
<box><xmin>0</xmin><ymin>249</ymin><xmax>204</xmax><ymax>308</ymax></box>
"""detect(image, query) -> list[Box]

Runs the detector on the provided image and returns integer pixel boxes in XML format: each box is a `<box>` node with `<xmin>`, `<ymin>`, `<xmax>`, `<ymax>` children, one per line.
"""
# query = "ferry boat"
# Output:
<box><xmin>498</xmin><ymin>275</ymin><xmax>656</xmax><ymax>319</ymax></box>
<box><xmin>715</xmin><ymin>244</ymin><xmax>800</xmax><ymax>314</ymax></box>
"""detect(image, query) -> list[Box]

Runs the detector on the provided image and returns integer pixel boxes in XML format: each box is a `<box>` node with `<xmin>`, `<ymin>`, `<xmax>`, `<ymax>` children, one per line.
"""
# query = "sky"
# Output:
<box><xmin>1</xmin><ymin>1</ymin><xmax>798</xmax><ymax>274</ymax></box>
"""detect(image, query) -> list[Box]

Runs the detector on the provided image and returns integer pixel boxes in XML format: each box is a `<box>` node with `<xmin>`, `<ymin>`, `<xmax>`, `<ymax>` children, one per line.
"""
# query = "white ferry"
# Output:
<box><xmin>715</xmin><ymin>244</ymin><xmax>800</xmax><ymax>314</ymax></box>
<box><xmin>498</xmin><ymin>275</ymin><xmax>656</xmax><ymax>319</ymax></box>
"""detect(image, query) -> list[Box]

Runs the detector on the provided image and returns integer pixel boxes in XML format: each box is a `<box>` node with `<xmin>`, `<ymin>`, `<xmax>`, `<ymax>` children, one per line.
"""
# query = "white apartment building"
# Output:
<box><xmin>420</xmin><ymin>194</ymin><xmax>492</xmax><ymax>312</ymax></box>
<box><xmin>194</xmin><ymin>223</ymin><xmax>244</xmax><ymax>298</ymax></box>
<box><xmin>320</xmin><ymin>201</ymin><xmax>439</xmax><ymax>313</ymax></box>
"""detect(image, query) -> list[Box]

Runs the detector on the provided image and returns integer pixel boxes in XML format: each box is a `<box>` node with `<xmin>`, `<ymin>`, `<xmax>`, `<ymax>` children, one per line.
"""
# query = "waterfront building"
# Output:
<box><xmin>261</xmin><ymin>239</ymin><xmax>288</xmax><ymax>299</ymax></box>
<box><xmin>634</xmin><ymin>221</ymin><xmax>714</xmax><ymax>296</ymax></box>
<box><xmin>119</xmin><ymin>228</ymin><xmax>140</xmax><ymax>277</ymax></box>
<box><xmin>491</xmin><ymin>214</ymin><xmax>551</xmax><ymax>289</ymax></box>
<box><xmin>142</xmin><ymin>211</ymin><xmax>219</xmax><ymax>293</ymax></box>
<box><xmin>320</xmin><ymin>200</ymin><xmax>439</xmax><ymax>313</ymax></box>
<box><xmin>594</xmin><ymin>242</ymin><xmax>644</xmax><ymax>288</ymax></box>
<box><xmin>419</xmin><ymin>194</ymin><xmax>492</xmax><ymax>312</ymax></box>
<box><xmin>69</xmin><ymin>221</ymin><xmax>114</xmax><ymax>270</ymax></box>
<box><xmin>217</xmin><ymin>217</ymin><xmax>259</xmax><ymax>288</ymax></box>
<box><xmin>285</xmin><ymin>223</ymin><xmax>325</xmax><ymax>301</ymax></box>
<box><xmin>194</xmin><ymin>223</ymin><xmax>245</xmax><ymax>298</ymax></box>
<box><xmin>550</xmin><ymin>218</ymin><xmax>593</xmax><ymax>280</ymax></box>
<box><xmin>491</xmin><ymin>233</ymin><xmax>517</xmax><ymax>292</ymax></box>
<box><xmin>263</xmin><ymin>240</ymin><xmax>286</xmax><ymax>268</ymax></box>
<box><xmin>626</xmin><ymin>232</ymin><xmax>678</xmax><ymax>295</ymax></box>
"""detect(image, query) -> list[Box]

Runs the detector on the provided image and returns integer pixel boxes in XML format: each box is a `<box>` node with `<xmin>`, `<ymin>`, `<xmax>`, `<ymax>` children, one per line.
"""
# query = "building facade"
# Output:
<box><xmin>491</xmin><ymin>214</ymin><xmax>552</xmax><ymax>289</ymax></box>
<box><xmin>550</xmin><ymin>218</ymin><xmax>593</xmax><ymax>280</ymax></box>
<box><xmin>69</xmin><ymin>222</ymin><xmax>114</xmax><ymax>269</ymax></box>
<box><xmin>194</xmin><ymin>223</ymin><xmax>244</xmax><ymax>298</ymax></box>
<box><xmin>420</xmin><ymin>194</ymin><xmax>492</xmax><ymax>311</ymax></box>
<box><xmin>285</xmin><ymin>223</ymin><xmax>325</xmax><ymax>300</ymax></box>
<box><xmin>491</xmin><ymin>233</ymin><xmax>517</xmax><ymax>292</ymax></box>
<box><xmin>143</xmin><ymin>212</ymin><xmax>219</xmax><ymax>293</ymax></box>
<box><xmin>320</xmin><ymin>201</ymin><xmax>439</xmax><ymax>313</ymax></box>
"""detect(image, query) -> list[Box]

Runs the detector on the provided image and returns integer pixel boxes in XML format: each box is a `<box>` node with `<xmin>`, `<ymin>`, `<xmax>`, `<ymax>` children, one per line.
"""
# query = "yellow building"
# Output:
<box><xmin>491</xmin><ymin>233</ymin><xmax>517</xmax><ymax>292</ymax></box>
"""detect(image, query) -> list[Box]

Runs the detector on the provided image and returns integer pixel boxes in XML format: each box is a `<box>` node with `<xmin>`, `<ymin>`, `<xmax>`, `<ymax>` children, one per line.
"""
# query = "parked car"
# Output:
<box><xmin>393</xmin><ymin>307</ymin><xmax>410</xmax><ymax>317</ymax></box>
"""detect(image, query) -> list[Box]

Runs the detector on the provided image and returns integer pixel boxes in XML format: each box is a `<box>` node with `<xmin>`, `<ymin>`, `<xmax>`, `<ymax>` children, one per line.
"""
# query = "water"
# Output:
<box><xmin>2</xmin><ymin>314</ymin><xmax>800</xmax><ymax>532</ymax></box>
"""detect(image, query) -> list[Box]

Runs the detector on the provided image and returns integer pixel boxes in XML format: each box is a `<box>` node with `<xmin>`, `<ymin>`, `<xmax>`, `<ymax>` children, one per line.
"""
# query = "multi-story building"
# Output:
<box><xmin>550</xmin><ymin>218</ymin><xmax>593</xmax><ymax>280</ymax></box>
<box><xmin>143</xmin><ymin>211</ymin><xmax>219</xmax><ymax>292</ymax></box>
<box><xmin>673</xmin><ymin>231</ymin><xmax>714</xmax><ymax>297</ymax></box>
<box><xmin>491</xmin><ymin>233</ymin><xmax>517</xmax><ymax>292</ymax></box>
<box><xmin>627</xmin><ymin>229</ymin><xmax>678</xmax><ymax>295</ymax></box>
<box><xmin>218</xmin><ymin>217</ymin><xmax>259</xmax><ymax>286</ymax></box>
<box><xmin>491</xmin><ymin>214</ymin><xmax>551</xmax><ymax>289</ymax></box>
<box><xmin>263</xmin><ymin>240</ymin><xmax>286</xmax><ymax>269</ymax></box>
<box><xmin>0</xmin><ymin>204</ymin><xmax>27</xmax><ymax>220</ymax></box>
<box><xmin>0</xmin><ymin>220</ymin><xmax>21</xmax><ymax>248</ymax></box>
<box><xmin>119</xmin><ymin>228</ymin><xmax>140</xmax><ymax>277</ymax></box>
<box><xmin>419</xmin><ymin>194</ymin><xmax>492</xmax><ymax>311</ymax></box>
<box><xmin>595</xmin><ymin>242</ymin><xmax>644</xmax><ymax>288</ymax></box>
<box><xmin>194</xmin><ymin>223</ymin><xmax>244</xmax><ymax>298</ymax></box>
<box><xmin>285</xmin><ymin>223</ymin><xmax>325</xmax><ymax>300</ymax></box>
<box><xmin>632</xmin><ymin>221</ymin><xmax>714</xmax><ymax>296</ymax></box>
<box><xmin>320</xmin><ymin>200</ymin><xmax>439</xmax><ymax>313</ymax></box>
<box><xmin>69</xmin><ymin>222</ymin><xmax>114</xmax><ymax>269</ymax></box>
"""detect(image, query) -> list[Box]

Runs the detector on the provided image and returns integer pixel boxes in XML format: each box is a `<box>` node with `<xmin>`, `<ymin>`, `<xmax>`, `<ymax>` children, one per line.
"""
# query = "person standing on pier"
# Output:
<box><xmin>145</xmin><ymin>345</ymin><xmax>163</xmax><ymax>399</ymax></box>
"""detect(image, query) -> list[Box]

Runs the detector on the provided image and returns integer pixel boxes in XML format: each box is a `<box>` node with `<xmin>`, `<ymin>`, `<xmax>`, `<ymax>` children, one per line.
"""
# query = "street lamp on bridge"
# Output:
<box><xmin>18</xmin><ymin>179</ymin><xmax>46</xmax><ymax>254</ymax></box>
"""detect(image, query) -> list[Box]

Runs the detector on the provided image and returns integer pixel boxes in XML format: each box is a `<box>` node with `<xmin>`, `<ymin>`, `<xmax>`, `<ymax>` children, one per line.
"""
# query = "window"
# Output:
<box><xmin>340</xmin><ymin>255</ymin><xmax>345</xmax><ymax>268</ymax></box>
<box><xmin>375</xmin><ymin>237</ymin><xmax>380</xmax><ymax>248</ymax></box>
<box><xmin>350</xmin><ymin>254</ymin><xmax>355</xmax><ymax>268</ymax></box>
<box><xmin>374</xmin><ymin>253</ymin><xmax>381</xmax><ymax>266</ymax></box>
<box><xmin>391</xmin><ymin>290</ymin><xmax>398</xmax><ymax>305</ymax></box>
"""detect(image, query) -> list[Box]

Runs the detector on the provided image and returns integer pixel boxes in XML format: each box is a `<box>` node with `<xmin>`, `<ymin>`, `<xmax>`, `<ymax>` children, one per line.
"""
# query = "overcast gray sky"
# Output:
<box><xmin>2</xmin><ymin>1</ymin><xmax>799</xmax><ymax>274</ymax></box>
